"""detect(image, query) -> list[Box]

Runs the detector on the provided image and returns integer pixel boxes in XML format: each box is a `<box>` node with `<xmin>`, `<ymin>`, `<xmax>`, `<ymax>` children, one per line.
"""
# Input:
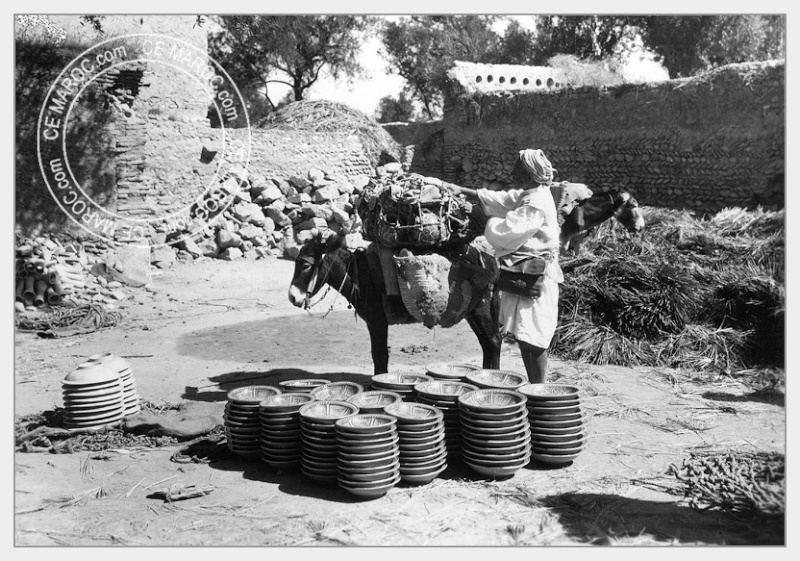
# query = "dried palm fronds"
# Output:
<box><xmin>669</xmin><ymin>451</ymin><xmax>785</xmax><ymax>522</ymax></box>
<box><xmin>258</xmin><ymin>99</ymin><xmax>402</xmax><ymax>166</ymax></box>
<box><xmin>655</xmin><ymin>325</ymin><xmax>750</xmax><ymax>373</ymax></box>
<box><xmin>552</xmin><ymin>318</ymin><xmax>655</xmax><ymax>366</ymax></box>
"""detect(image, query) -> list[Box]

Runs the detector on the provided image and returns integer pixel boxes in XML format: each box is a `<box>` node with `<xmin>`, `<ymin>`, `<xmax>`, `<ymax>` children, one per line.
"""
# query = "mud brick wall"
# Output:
<box><xmin>442</xmin><ymin>61</ymin><xmax>785</xmax><ymax>213</ymax></box>
<box><xmin>382</xmin><ymin>121</ymin><xmax>445</xmax><ymax>178</ymax></box>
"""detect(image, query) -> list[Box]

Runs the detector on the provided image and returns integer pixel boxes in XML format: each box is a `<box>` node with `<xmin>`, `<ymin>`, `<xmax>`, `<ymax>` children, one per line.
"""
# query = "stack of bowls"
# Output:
<box><xmin>370</xmin><ymin>373</ymin><xmax>433</xmax><ymax>400</ymax></box>
<box><xmin>465</xmin><ymin>369</ymin><xmax>527</xmax><ymax>390</ymax></box>
<box><xmin>87</xmin><ymin>353</ymin><xmax>141</xmax><ymax>416</ymax></box>
<box><xmin>424</xmin><ymin>362</ymin><xmax>481</xmax><ymax>382</ymax></box>
<box><xmin>347</xmin><ymin>390</ymin><xmax>403</xmax><ymax>414</ymax></box>
<box><xmin>279</xmin><ymin>379</ymin><xmax>332</xmax><ymax>394</ymax></box>
<box><xmin>309</xmin><ymin>381</ymin><xmax>364</xmax><ymax>401</ymax></box>
<box><xmin>385</xmin><ymin>402</ymin><xmax>448</xmax><ymax>484</ymax></box>
<box><xmin>299</xmin><ymin>400</ymin><xmax>360</xmax><ymax>483</ymax></box>
<box><xmin>224</xmin><ymin>386</ymin><xmax>282</xmax><ymax>458</ymax></box>
<box><xmin>458</xmin><ymin>389</ymin><xmax>532</xmax><ymax>477</ymax></box>
<box><xmin>259</xmin><ymin>393</ymin><xmax>315</xmax><ymax>469</ymax></box>
<box><xmin>336</xmin><ymin>414</ymin><xmax>401</xmax><ymax>498</ymax></box>
<box><xmin>62</xmin><ymin>362</ymin><xmax>126</xmax><ymax>431</ymax></box>
<box><xmin>413</xmin><ymin>381</ymin><xmax>479</xmax><ymax>455</ymax></box>
<box><xmin>518</xmin><ymin>384</ymin><xmax>586</xmax><ymax>466</ymax></box>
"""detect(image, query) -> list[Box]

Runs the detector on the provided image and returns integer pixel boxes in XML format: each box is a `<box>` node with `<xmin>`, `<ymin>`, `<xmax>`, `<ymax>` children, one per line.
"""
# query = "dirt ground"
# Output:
<box><xmin>13</xmin><ymin>256</ymin><xmax>787</xmax><ymax>547</ymax></box>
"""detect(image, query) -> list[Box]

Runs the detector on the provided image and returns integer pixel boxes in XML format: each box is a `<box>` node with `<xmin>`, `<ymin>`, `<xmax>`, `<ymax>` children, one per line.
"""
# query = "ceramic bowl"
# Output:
<box><xmin>463</xmin><ymin>459</ymin><xmax>530</xmax><ymax>478</ymax></box>
<box><xmin>384</xmin><ymin>402</ymin><xmax>444</xmax><ymax>424</ymax></box>
<box><xmin>299</xmin><ymin>400</ymin><xmax>359</xmax><ymax>423</ymax></box>
<box><xmin>371</xmin><ymin>373</ymin><xmax>433</xmax><ymax>389</ymax></box>
<box><xmin>339</xmin><ymin>458</ymin><xmax>400</xmax><ymax>474</ymax></box>
<box><xmin>517</xmin><ymin>384</ymin><xmax>580</xmax><ymax>401</ymax></box>
<box><xmin>346</xmin><ymin>391</ymin><xmax>403</xmax><ymax>413</ymax></box>
<box><xmin>259</xmin><ymin>393</ymin><xmax>315</xmax><ymax>412</ymax></box>
<box><xmin>400</xmin><ymin>464</ymin><xmax>447</xmax><ymax>484</ymax></box>
<box><xmin>279</xmin><ymin>379</ymin><xmax>332</xmax><ymax>393</ymax></box>
<box><xmin>335</xmin><ymin>413</ymin><xmax>397</xmax><ymax>434</ymax></box>
<box><xmin>424</xmin><ymin>362</ymin><xmax>481</xmax><ymax>380</ymax></box>
<box><xmin>227</xmin><ymin>385</ymin><xmax>282</xmax><ymax>405</ymax></box>
<box><xmin>62</xmin><ymin>362</ymin><xmax>120</xmax><ymax>386</ymax></box>
<box><xmin>87</xmin><ymin>352</ymin><xmax>131</xmax><ymax>374</ymax></box>
<box><xmin>530</xmin><ymin>451</ymin><xmax>580</xmax><ymax>465</ymax></box>
<box><xmin>396</xmin><ymin>424</ymin><xmax>443</xmax><ymax>439</ymax></box>
<box><xmin>458</xmin><ymin>389</ymin><xmax>527</xmax><ymax>413</ymax></box>
<box><xmin>414</xmin><ymin>381</ymin><xmax>480</xmax><ymax>399</ymax></box>
<box><xmin>465</xmin><ymin>369</ymin><xmax>528</xmax><ymax>390</ymax></box>
<box><xmin>458</xmin><ymin>410</ymin><xmax>528</xmax><ymax>428</ymax></box>
<box><xmin>528</xmin><ymin>414</ymin><xmax>586</xmax><ymax>429</ymax></box>
<box><xmin>460</xmin><ymin>406</ymin><xmax>528</xmax><ymax>422</ymax></box>
<box><xmin>530</xmin><ymin>430</ymin><xmax>585</xmax><ymax>443</ymax></box>
<box><xmin>338</xmin><ymin>477</ymin><xmax>400</xmax><ymax>498</ymax></box>
<box><xmin>341</xmin><ymin>466</ymin><xmax>400</xmax><ymax>483</ymax></box>
<box><xmin>309</xmin><ymin>381</ymin><xmax>364</xmax><ymax>401</ymax></box>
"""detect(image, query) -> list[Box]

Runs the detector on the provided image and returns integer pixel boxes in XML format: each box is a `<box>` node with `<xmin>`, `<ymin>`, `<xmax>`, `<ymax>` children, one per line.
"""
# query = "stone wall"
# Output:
<box><xmin>442</xmin><ymin>61</ymin><xmax>785</xmax><ymax>213</ymax></box>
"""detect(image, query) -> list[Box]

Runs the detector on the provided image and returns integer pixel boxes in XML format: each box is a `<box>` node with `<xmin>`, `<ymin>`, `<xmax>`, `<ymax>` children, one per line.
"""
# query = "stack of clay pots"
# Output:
<box><xmin>87</xmin><ymin>353</ymin><xmax>141</xmax><ymax>416</ymax></box>
<box><xmin>299</xmin><ymin>400</ymin><xmax>359</xmax><ymax>483</ymax></box>
<box><xmin>518</xmin><ymin>384</ymin><xmax>587</xmax><ymax>466</ymax></box>
<box><xmin>385</xmin><ymin>402</ymin><xmax>448</xmax><ymax>484</ymax></box>
<box><xmin>259</xmin><ymin>393</ymin><xmax>315</xmax><ymax>469</ymax></box>
<box><xmin>335</xmin><ymin>414</ymin><xmax>401</xmax><ymax>498</ymax></box>
<box><xmin>61</xmin><ymin>362</ymin><xmax>126</xmax><ymax>431</ymax></box>
<box><xmin>224</xmin><ymin>386</ymin><xmax>282</xmax><ymax>458</ymax></box>
<box><xmin>413</xmin><ymin>380</ymin><xmax>479</xmax><ymax>455</ymax></box>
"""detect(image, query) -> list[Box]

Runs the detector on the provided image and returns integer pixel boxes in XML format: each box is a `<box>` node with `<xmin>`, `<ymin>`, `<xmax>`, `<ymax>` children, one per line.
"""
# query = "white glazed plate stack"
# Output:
<box><xmin>62</xmin><ymin>362</ymin><xmax>126</xmax><ymax>432</ymax></box>
<box><xmin>518</xmin><ymin>384</ymin><xmax>586</xmax><ymax>466</ymax></box>
<box><xmin>384</xmin><ymin>402</ymin><xmax>448</xmax><ymax>484</ymax></box>
<box><xmin>225</xmin><ymin>385</ymin><xmax>282</xmax><ymax>458</ymax></box>
<box><xmin>259</xmin><ymin>393</ymin><xmax>316</xmax><ymax>469</ymax></box>
<box><xmin>370</xmin><ymin>373</ymin><xmax>433</xmax><ymax>400</ymax></box>
<box><xmin>299</xmin><ymin>400</ymin><xmax>360</xmax><ymax>483</ymax></box>
<box><xmin>87</xmin><ymin>353</ymin><xmax>141</xmax><ymax>416</ymax></box>
<box><xmin>458</xmin><ymin>389</ymin><xmax>532</xmax><ymax>478</ymax></box>
<box><xmin>413</xmin><ymin>380</ymin><xmax>479</xmax><ymax>455</ymax></box>
<box><xmin>336</xmin><ymin>414</ymin><xmax>401</xmax><ymax>498</ymax></box>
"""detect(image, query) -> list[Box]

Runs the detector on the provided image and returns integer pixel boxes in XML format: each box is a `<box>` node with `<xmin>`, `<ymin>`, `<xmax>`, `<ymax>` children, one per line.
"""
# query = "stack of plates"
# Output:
<box><xmin>518</xmin><ymin>384</ymin><xmax>586</xmax><ymax>466</ymax></box>
<box><xmin>299</xmin><ymin>400</ymin><xmax>360</xmax><ymax>483</ymax></box>
<box><xmin>336</xmin><ymin>414</ymin><xmax>401</xmax><ymax>498</ymax></box>
<box><xmin>465</xmin><ymin>369</ymin><xmax>527</xmax><ymax>390</ymax></box>
<box><xmin>259</xmin><ymin>393</ymin><xmax>315</xmax><ymax>469</ymax></box>
<box><xmin>413</xmin><ymin>381</ymin><xmax>479</xmax><ymax>455</ymax></box>
<box><xmin>87</xmin><ymin>353</ymin><xmax>141</xmax><ymax>416</ymax></box>
<box><xmin>458</xmin><ymin>389</ymin><xmax>532</xmax><ymax>477</ymax></box>
<box><xmin>370</xmin><ymin>373</ymin><xmax>433</xmax><ymax>400</ymax></box>
<box><xmin>62</xmin><ymin>362</ymin><xmax>126</xmax><ymax>431</ymax></box>
<box><xmin>225</xmin><ymin>386</ymin><xmax>282</xmax><ymax>458</ymax></box>
<box><xmin>424</xmin><ymin>362</ymin><xmax>481</xmax><ymax>382</ymax></box>
<box><xmin>347</xmin><ymin>390</ymin><xmax>403</xmax><ymax>414</ymax></box>
<box><xmin>309</xmin><ymin>381</ymin><xmax>364</xmax><ymax>401</ymax></box>
<box><xmin>279</xmin><ymin>379</ymin><xmax>332</xmax><ymax>394</ymax></box>
<box><xmin>384</xmin><ymin>402</ymin><xmax>448</xmax><ymax>484</ymax></box>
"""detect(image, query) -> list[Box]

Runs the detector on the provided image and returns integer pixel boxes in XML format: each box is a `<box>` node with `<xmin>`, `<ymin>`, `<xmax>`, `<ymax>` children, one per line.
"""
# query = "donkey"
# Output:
<box><xmin>288</xmin><ymin>232</ymin><xmax>502</xmax><ymax>375</ymax></box>
<box><xmin>560</xmin><ymin>190</ymin><xmax>645</xmax><ymax>253</ymax></box>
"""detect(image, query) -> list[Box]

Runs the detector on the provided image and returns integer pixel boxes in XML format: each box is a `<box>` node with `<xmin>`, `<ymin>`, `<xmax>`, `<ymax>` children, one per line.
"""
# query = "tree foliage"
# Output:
<box><xmin>381</xmin><ymin>15</ymin><xmax>500</xmax><ymax>119</ymax></box>
<box><xmin>208</xmin><ymin>15</ymin><xmax>372</xmax><ymax>113</ymax></box>
<box><xmin>375</xmin><ymin>92</ymin><xmax>417</xmax><ymax>123</ymax></box>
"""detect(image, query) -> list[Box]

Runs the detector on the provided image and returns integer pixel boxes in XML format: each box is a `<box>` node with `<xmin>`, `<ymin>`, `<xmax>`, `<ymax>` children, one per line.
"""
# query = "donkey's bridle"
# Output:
<box><xmin>297</xmin><ymin>248</ymin><xmax>357</xmax><ymax>315</ymax></box>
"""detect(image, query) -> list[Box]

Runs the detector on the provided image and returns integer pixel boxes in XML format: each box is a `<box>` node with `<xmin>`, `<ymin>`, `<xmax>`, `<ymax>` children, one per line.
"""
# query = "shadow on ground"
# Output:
<box><xmin>534</xmin><ymin>492</ymin><xmax>784</xmax><ymax>546</ymax></box>
<box><xmin>182</xmin><ymin>369</ymin><xmax>374</xmax><ymax>403</ymax></box>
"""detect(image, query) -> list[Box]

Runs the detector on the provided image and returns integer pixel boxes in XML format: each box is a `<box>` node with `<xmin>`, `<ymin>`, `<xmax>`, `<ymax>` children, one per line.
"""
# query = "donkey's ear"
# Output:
<box><xmin>325</xmin><ymin>232</ymin><xmax>344</xmax><ymax>252</ymax></box>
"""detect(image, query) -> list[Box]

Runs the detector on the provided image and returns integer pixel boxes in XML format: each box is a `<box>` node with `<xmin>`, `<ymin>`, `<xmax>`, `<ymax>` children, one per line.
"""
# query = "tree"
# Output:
<box><xmin>381</xmin><ymin>16</ymin><xmax>500</xmax><ymax>119</ymax></box>
<box><xmin>531</xmin><ymin>16</ymin><xmax>640</xmax><ymax>65</ymax></box>
<box><xmin>209</xmin><ymin>16</ymin><xmax>373</xmax><ymax>110</ymax></box>
<box><xmin>490</xmin><ymin>19</ymin><xmax>538</xmax><ymax>65</ymax></box>
<box><xmin>375</xmin><ymin>92</ymin><xmax>416</xmax><ymax>123</ymax></box>
<box><xmin>638</xmin><ymin>15</ymin><xmax>785</xmax><ymax>78</ymax></box>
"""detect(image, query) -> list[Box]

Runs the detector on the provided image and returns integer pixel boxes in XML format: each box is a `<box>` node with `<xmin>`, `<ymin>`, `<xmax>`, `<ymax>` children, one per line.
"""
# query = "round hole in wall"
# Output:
<box><xmin>523</xmin><ymin>78</ymin><xmax>530</xmax><ymax>85</ymax></box>
<box><xmin>547</xmin><ymin>78</ymin><xmax>554</xmax><ymax>87</ymax></box>
<box><xmin>535</xmin><ymin>79</ymin><xmax>541</xmax><ymax>86</ymax></box>
<box><xmin>475</xmin><ymin>75</ymin><xmax>483</xmax><ymax>83</ymax></box>
<box><xmin>510</xmin><ymin>77</ymin><xmax>517</xmax><ymax>84</ymax></box>
<box><xmin>499</xmin><ymin>76</ymin><xmax>505</xmax><ymax>83</ymax></box>
<box><xmin>487</xmin><ymin>75</ymin><xmax>493</xmax><ymax>83</ymax></box>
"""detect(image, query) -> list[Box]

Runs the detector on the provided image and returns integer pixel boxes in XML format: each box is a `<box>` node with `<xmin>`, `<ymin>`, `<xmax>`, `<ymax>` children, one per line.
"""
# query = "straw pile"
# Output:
<box><xmin>553</xmin><ymin>206</ymin><xmax>785</xmax><ymax>372</ymax></box>
<box><xmin>259</xmin><ymin>100</ymin><xmax>403</xmax><ymax>167</ymax></box>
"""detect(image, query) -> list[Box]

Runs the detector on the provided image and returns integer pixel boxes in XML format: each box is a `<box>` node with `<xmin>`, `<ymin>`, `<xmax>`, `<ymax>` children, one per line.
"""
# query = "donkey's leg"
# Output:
<box><xmin>465</xmin><ymin>290</ymin><xmax>502</xmax><ymax>369</ymax></box>
<box><xmin>366</xmin><ymin>318</ymin><xmax>390</xmax><ymax>375</ymax></box>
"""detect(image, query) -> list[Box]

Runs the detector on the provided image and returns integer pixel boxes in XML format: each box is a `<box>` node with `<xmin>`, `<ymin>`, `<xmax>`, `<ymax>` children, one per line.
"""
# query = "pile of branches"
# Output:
<box><xmin>15</xmin><ymin>303</ymin><xmax>123</xmax><ymax>337</ymax></box>
<box><xmin>552</xmin><ymin>206</ymin><xmax>785</xmax><ymax>372</ymax></box>
<box><xmin>669</xmin><ymin>451</ymin><xmax>785</xmax><ymax>522</ymax></box>
<box><xmin>258</xmin><ymin>99</ymin><xmax>403</xmax><ymax>166</ymax></box>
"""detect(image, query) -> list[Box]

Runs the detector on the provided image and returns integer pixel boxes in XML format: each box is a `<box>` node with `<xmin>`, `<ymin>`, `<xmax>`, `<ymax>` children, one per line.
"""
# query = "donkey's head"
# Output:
<box><xmin>287</xmin><ymin>230</ymin><xmax>346</xmax><ymax>308</ymax></box>
<box><xmin>614</xmin><ymin>191</ymin><xmax>646</xmax><ymax>235</ymax></box>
